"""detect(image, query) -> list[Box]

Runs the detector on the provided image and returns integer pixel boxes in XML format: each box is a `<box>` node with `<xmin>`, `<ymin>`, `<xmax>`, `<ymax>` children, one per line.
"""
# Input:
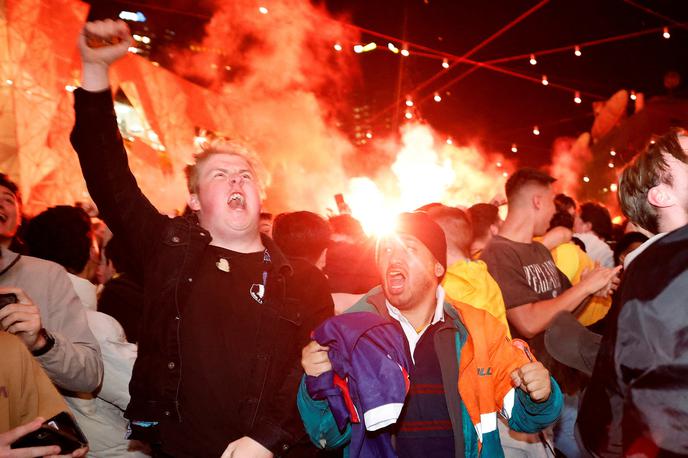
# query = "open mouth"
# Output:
<box><xmin>227</xmin><ymin>192</ymin><xmax>246</xmax><ymax>210</ymax></box>
<box><xmin>386</xmin><ymin>268</ymin><xmax>407</xmax><ymax>294</ymax></box>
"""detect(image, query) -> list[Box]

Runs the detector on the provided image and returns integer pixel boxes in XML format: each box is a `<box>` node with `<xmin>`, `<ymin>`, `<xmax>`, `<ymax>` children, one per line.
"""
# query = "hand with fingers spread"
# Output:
<box><xmin>511</xmin><ymin>361</ymin><xmax>552</xmax><ymax>403</ymax></box>
<box><xmin>580</xmin><ymin>265</ymin><xmax>622</xmax><ymax>298</ymax></box>
<box><xmin>0</xmin><ymin>288</ymin><xmax>45</xmax><ymax>352</ymax></box>
<box><xmin>301</xmin><ymin>340</ymin><xmax>332</xmax><ymax>377</ymax></box>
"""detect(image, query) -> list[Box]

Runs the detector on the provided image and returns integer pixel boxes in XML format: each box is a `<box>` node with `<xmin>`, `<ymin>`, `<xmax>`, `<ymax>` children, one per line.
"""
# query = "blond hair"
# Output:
<box><xmin>184</xmin><ymin>139</ymin><xmax>270</xmax><ymax>200</ymax></box>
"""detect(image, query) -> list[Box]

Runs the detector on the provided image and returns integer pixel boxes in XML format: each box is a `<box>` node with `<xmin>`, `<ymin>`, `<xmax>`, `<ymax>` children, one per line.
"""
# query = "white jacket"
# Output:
<box><xmin>66</xmin><ymin>274</ymin><xmax>149</xmax><ymax>458</ymax></box>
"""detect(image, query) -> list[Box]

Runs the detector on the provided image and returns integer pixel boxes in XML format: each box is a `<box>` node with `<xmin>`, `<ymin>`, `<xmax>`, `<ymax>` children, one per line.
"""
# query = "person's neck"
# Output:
<box><xmin>658</xmin><ymin>210</ymin><xmax>688</xmax><ymax>234</ymax></box>
<box><xmin>210</xmin><ymin>231</ymin><xmax>264</xmax><ymax>253</ymax></box>
<box><xmin>499</xmin><ymin>212</ymin><xmax>536</xmax><ymax>243</ymax></box>
<box><xmin>399</xmin><ymin>287</ymin><xmax>438</xmax><ymax>332</ymax></box>
<box><xmin>470</xmin><ymin>238</ymin><xmax>487</xmax><ymax>257</ymax></box>
<box><xmin>0</xmin><ymin>237</ymin><xmax>11</xmax><ymax>250</ymax></box>
<box><xmin>446</xmin><ymin>247</ymin><xmax>467</xmax><ymax>266</ymax></box>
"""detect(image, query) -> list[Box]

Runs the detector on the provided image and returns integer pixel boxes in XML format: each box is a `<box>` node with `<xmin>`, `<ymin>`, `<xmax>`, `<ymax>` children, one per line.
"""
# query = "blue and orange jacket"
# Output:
<box><xmin>297</xmin><ymin>286</ymin><xmax>563</xmax><ymax>457</ymax></box>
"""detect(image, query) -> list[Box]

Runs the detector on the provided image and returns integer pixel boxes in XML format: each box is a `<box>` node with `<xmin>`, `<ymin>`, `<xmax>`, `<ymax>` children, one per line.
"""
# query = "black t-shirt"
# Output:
<box><xmin>480</xmin><ymin>235</ymin><xmax>570</xmax><ymax>310</ymax></box>
<box><xmin>161</xmin><ymin>245</ymin><xmax>269</xmax><ymax>457</ymax></box>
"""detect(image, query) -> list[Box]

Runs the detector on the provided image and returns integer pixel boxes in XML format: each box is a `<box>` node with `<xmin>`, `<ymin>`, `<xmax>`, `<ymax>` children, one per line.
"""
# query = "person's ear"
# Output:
<box><xmin>434</xmin><ymin>262</ymin><xmax>445</xmax><ymax>277</ymax></box>
<box><xmin>532</xmin><ymin>193</ymin><xmax>542</xmax><ymax>210</ymax></box>
<box><xmin>188</xmin><ymin>193</ymin><xmax>201</xmax><ymax>211</ymax></box>
<box><xmin>647</xmin><ymin>184</ymin><xmax>675</xmax><ymax>208</ymax></box>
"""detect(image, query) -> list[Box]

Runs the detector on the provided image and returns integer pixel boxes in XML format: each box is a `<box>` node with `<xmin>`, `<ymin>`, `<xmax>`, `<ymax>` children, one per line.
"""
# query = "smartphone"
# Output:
<box><xmin>11</xmin><ymin>412</ymin><xmax>88</xmax><ymax>453</ymax></box>
<box><xmin>0</xmin><ymin>293</ymin><xmax>17</xmax><ymax>311</ymax></box>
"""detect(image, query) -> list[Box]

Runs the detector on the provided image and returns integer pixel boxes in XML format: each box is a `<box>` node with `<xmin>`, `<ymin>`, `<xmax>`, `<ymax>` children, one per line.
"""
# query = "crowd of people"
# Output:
<box><xmin>1</xmin><ymin>18</ymin><xmax>687</xmax><ymax>458</ymax></box>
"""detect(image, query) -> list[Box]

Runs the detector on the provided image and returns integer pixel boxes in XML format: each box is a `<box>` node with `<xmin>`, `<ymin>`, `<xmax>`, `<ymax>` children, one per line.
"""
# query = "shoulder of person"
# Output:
<box><xmin>16</xmin><ymin>254</ymin><xmax>71</xmax><ymax>279</ymax></box>
<box><xmin>0</xmin><ymin>331</ymin><xmax>32</xmax><ymax>366</ymax></box>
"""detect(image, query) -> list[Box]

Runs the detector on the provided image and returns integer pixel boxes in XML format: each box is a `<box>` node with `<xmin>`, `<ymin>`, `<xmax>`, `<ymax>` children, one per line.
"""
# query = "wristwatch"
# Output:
<box><xmin>32</xmin><ymin>328</ymin><xmax>56</xmax><ymax>357</ymax></box>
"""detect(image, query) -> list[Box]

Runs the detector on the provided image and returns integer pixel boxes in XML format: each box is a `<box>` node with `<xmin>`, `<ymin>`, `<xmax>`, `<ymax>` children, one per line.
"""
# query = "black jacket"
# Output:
<box><xmin>70</xmin><ymin>88</ymin><xmax>329</xmax><ymax>454</ymax></box>
<box><xmin>577</xmin><ymin>223</ymin><xmax>688</xmax><ymax>456</ymax></box>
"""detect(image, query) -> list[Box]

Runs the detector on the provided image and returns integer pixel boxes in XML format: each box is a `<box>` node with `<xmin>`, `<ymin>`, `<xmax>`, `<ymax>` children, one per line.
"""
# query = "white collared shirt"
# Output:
<box><xmin>385</xmin><ymin>285</ymin><xmax>445</xmax><ymax>363</ymax></box>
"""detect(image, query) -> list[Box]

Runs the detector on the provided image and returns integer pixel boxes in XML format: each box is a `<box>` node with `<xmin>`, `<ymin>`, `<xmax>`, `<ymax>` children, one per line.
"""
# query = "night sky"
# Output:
<box><xmin>86</xmin><ymin>0</ymin><xmax>687</xmax><ymax>167</ymax></box>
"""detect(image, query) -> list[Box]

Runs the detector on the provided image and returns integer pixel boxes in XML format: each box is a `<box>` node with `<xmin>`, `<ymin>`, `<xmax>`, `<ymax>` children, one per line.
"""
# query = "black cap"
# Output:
<box><xmin>395</xmin><ymin>212</ymin><xmax>447</xmax><ymax>275</ymax></box>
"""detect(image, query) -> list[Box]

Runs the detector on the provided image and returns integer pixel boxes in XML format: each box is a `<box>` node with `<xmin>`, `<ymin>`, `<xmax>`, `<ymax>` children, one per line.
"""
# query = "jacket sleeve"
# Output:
<box><xmin>70</xmin><ymin>88</ymin><xmax>166</xmax><ymax>265</ymax></box>
<box><xmin>614</xmin><ymin>284</ymin><xmax>688</xmax><ymax>454</ymax></box>
<box><xmin>296</xmin><ymin>377</ymin><xmax>351</xmax><ymax>450</ymax></box>
<box><xmin>37</xmin><ymin>265</ymin><xmax>103</xmax><ymax>393</ymax></box>
<box><xmin>3</xmin><ymin>332</ymin><xmax>69</xmax><ymax>429</ymax></box>
<box><xmin>486</xmin><ymin>313</ymin><xmax>563</xmax><ymax>433</ymax></box>
<box><xmin>507</xmin><ymin>377</ymin><xmax>562</xmax><ymax>433</ymax></box>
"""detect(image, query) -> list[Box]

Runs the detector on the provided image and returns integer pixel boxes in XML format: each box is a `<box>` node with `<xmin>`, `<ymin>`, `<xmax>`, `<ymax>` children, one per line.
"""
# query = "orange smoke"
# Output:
<box><xmin>345</xmin><ymin>123</ymin><xmax>514</xmax><ymax>235</ymax></box>
<box><xmin>549</xmin><ymin>134</ymin><xmax>593</xmax><ymax>199</ymax></box>
<box><xmin>169</xmin><ymin>0</ymin><xmax>359</xmax><ymax>214</ymax></box>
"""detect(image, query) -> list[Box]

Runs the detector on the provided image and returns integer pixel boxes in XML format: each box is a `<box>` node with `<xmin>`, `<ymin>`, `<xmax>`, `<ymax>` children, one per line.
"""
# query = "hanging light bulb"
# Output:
<box><xmin>258</xmin><ymin>6</ymin><xmax>268</xmax><ymax>14</ymax></box>
<box><xmin>442</xmin><ymin>58</ymin><xmax>449</xmax><ymax>69</ymax></box>
<box><xmin>387</xmin><ymin>42</ymin><xmax>399</xmax><ymax>53</ymax></box>
<box><xmin>529</xmin><ymin>53</ymin><xmax>537</xmax><ymax>65</ymax></box>
<box><xmin>353</xmin><ymin>44</ymin><xmax>363</xmax><ymax>53</ymax></box>
<box><xmin>662</xmin><ymin>27</ymin><xmax>670</xmax><ymax>39</ymax></box>
<box><xmin>333</xmin><ymin>42</ymin><xmax>343</xmax><ymax>52</ymax></box>
<box><xmin>405</xmin><ymin>96</ymin><xmax>414</xmax><ymax>107</ymax></box>
<box><xmin>574</xmin><ymin>45</ymin><xmax>582</xmax><ymax>57</ymax></box>
<box><xmin>433</xmin><ymin>92</ymin><xmax>442</xmax><ymax>102</ymax></box>
<box><xmin>533</xmin><ymin>125</ymin><xmax>540</xmax><ymax>136</ymax></box>
<box><xmin>610</xmin><ymin>183</ymin><xmax>618</xmax><ymax>192</ymax></box>
<box><xmin>630</xmin><ymin>90</ymin><xmax>637</xmax><ymax>101</ymax></box>
<box><xmin>541</xmin><ymin>75</ymin><xmax>549</xmax><ymax>86</ymax></box>
<box><xmin>610</xmin><ymin>149</ymin><xmax>617</xmax><ymax>157</ymax></box>
<box><xmin>446</xmin><ymin>137</ymin><xmax>453</xmax><ymax>145</ymax></box>
<box><xmin>574</xmin><ymin>91</ymin><xmax>582</xmax><ymax>104</ymax></box>
<box><xmin>404</xmin><ymin>111</ymin><xmax>413</xmax><ymax>120</ymax></box>
<box><xmin>511</xmin><ymin>144</ymin><xmax>518</xmax><ymax>153</ymax></box>
<box><xmin>583</xmin><ymin>176</ymin><xmax>590</xmax><ymax>183</ymax></box>
<box><xmin>400</xmin><ymin>48</ymin><xmax>410</xmax><ymax>57</ymax></box>
<box><xmin>608</xmin><ymin>162</ymin><xmax>615</xmax><ymax>168</ymax></box>
<box><xmin>360</xmin><ymin>42</ymin><xmax>377</xmax><ymax>52</ymax></box>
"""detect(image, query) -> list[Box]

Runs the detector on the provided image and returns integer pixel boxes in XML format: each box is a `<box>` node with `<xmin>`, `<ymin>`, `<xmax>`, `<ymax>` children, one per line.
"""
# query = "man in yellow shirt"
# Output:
<box><xmin>424</xmin><ymin>205</ymin><xmax>511</xmax><ymax>337</ymax></box>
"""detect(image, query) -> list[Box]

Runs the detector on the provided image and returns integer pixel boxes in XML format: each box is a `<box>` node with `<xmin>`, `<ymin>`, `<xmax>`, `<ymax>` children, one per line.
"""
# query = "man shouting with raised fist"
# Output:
<box><xmin>71</xmin><ymin>19</ymin><xmax>331</xmax><ymax>458</ymax></box>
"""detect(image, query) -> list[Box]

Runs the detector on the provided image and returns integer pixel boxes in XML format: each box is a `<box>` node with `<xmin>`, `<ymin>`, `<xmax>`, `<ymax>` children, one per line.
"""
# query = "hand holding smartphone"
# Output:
<box><xmin>11</xmin><ymin>412</ymin><xmax>88</xmax><ymax>454</ymax></box>
<box><xmin>0</xmin><ymin>293</ymin><xmax>17</xmax><ymax>311</ymax></box>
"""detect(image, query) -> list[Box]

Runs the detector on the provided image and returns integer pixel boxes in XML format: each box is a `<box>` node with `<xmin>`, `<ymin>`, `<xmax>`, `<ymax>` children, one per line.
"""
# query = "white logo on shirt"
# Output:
<box><xmin>250</xmin><ymin>284</ymin><xmax>265</xmax><ymax>304</ymax></box>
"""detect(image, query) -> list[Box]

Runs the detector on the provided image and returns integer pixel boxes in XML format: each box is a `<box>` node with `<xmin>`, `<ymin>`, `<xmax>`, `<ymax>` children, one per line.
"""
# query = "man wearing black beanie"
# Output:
<box><xmin>299</xmin><ymin>212</ymin><xmax>564</xmax><ymax>457</ymax></box>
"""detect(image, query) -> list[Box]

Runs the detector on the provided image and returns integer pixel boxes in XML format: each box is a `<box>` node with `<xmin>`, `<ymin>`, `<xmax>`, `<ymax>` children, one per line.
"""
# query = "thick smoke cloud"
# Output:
<box><xmin>549</xmin><ymin>134</ymin><xmax>592</xmax><ymax>199</ymax></box>
<box><xmin>169</xmin><ymin>0</ymin><xmax>359</xmax><ymax>214</ymax></box>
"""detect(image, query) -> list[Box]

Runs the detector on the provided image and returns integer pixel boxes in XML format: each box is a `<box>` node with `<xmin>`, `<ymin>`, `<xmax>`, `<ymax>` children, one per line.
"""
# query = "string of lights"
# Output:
<box><xmin>102</xmin><ymin>0</ymin><xmax>680</xmax><ymax>156</ymax></box>
<box><xmin>351</xmin><ymin>0</ymin><xmax>550</xmax><ymax>123</ymax></box>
